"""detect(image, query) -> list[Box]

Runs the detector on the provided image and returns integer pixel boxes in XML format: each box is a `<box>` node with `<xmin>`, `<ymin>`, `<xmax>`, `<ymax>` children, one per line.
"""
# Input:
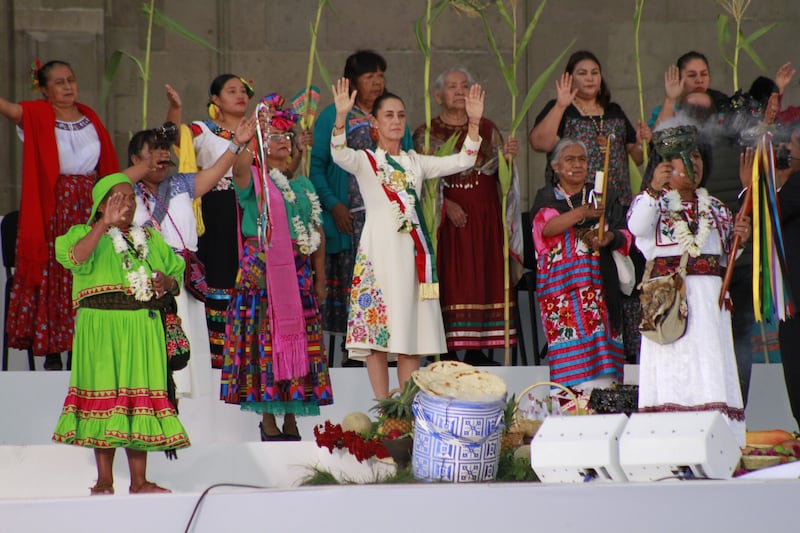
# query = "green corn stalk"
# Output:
<box><xmin>421</xmin><ymin>132</ymin><xmax>461</xmax><ymax>251</ymax></box>
<box><xmin>101</xmin><ymin>1</ymin><xmax>219</xmax><ymax>129</ymax></box>
<box><xmin>633</xmin><ymin>0</ymin><xmax>648</xmax><ymax>169</ymax></box>
<box><xmin>478</xmin><ymin>0</ymin><xmax>573</xmax><ymax>365</ymax></box>
<box><xmin>301</xmin><ymin>0</ymin><xmax>333</xmax><ymax>176</ymax></box>
<box><xmin>715</xmin><ymin>0</ymin><xmax>778</xmax><ymax>92</ymax></box>
<box><xmin>414</xmin><ymin>0</ymin><xmax>463</xmax><ymax>154</ymax></box>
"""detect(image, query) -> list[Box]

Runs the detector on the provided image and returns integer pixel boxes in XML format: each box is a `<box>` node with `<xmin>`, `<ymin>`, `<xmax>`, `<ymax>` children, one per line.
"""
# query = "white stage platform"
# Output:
<box><xmin>0</xmin><ymin>366</ymin><xmax>799</xmax><ymax>532</ymax></box>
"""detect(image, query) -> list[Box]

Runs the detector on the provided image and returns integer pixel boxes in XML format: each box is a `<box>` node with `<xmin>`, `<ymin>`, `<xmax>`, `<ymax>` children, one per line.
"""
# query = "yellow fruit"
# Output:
<box><xmin>379</xmin><ymin>417</ymin><xmax>413</xmax><ymax>436</ymax></box>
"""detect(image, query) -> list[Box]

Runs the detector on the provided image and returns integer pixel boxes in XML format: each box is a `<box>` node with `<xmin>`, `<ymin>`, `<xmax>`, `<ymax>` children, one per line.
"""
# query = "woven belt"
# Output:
<box><xmin>649</xmin><ymin>254</ymin><xmax>721</xmax><ymax>279</ymax></box>
<box><xmin>79</xmin><ymin>292</ymin><xmax>176</xmax><ymax>313</ymax></box>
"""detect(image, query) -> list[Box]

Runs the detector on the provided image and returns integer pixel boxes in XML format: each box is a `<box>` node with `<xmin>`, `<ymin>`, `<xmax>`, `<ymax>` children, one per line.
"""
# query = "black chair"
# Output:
<box><xmin>512</xmin><ymin>210</ymin><xmax>543</xmax><ymax>366</ymax></box>
<box><xmin>2</xmin><ymin>211</ymin><xmax>36</xmax><ymax>371</ymax></box>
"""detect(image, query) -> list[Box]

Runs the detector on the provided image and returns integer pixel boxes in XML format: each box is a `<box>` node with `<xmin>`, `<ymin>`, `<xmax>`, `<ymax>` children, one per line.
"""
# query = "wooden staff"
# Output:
<box><xmin>596</xmin><ymin>134</ymin><xmax>614</xmax><ymax>240</ymax></box>
<box><xmin>719</xmin><ymin>184</ymin><xmax>753</xmax><ymax>308</ymax></box>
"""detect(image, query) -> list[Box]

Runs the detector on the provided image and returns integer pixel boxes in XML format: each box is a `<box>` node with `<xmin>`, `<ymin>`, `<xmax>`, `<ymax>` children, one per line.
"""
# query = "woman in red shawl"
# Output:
<box><xmin>0</xmin><ymin>60</ymin><xmax>118</xmax><ymax>370</ymax></box>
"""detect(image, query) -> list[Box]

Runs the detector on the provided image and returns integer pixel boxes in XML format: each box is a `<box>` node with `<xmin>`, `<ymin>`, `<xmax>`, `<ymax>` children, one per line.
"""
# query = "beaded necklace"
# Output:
<box><xmin>573</xmin><ymin>101</ymin><xmax>607</xmax><ymax>154</ymax></box>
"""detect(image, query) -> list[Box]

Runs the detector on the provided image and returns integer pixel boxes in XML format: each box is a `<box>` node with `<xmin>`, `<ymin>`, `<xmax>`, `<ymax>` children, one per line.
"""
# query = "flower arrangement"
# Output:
<box><xmin>313</xmin><ymin>420</ymin><xmax>390</xmax><ymax>463</ymax></box>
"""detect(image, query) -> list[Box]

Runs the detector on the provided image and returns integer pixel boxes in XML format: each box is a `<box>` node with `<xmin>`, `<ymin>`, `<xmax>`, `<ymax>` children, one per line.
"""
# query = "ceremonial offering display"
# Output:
<box><xmin>411</xmin><ymin>362</ymin><xmax>507</xmax><ymax>483</ymax></box>
<box><xmin>738</xmin><ymin>430</ymin><xmax>800</xmax><ymax>473</ymax></box>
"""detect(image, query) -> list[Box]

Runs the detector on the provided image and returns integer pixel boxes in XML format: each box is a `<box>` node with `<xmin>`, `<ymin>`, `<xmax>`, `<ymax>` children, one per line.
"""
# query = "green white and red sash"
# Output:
<box><xmin>365</xmin><ymin>149</ymin><xmax>439</xmax><ymax>299</ymax></box>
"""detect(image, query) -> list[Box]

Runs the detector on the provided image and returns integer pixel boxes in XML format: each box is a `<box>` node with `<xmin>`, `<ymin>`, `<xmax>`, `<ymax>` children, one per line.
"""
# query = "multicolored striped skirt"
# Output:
<box><xmin>220</xmin><ymin>240</ymin><xmax>333</xmax><ymax>415</ymax></box>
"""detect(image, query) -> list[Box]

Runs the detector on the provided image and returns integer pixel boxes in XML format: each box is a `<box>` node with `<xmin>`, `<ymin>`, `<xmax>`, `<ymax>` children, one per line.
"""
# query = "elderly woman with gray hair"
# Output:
<box><xmin>531</xmin><ymin>138</ymin><xmax>630</xmax><ymax>390</ymax></box>
<box><xmin>412</xmin><ymin>66</ymin><xmax>521</xmax><ymax>365</ymax></box>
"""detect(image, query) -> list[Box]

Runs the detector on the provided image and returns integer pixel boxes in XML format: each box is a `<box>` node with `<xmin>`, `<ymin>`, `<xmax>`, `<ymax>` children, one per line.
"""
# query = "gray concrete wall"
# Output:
<box><xmin>2</xmin><ymin>0</ymin><xmax>799</xmax><ymax>215</ymax></box>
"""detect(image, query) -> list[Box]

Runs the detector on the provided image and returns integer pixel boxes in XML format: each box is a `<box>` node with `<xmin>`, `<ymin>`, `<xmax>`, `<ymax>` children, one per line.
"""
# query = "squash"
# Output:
<box><xmin>746</xmin><ymin>429</ymin><xmax>795</xmax><ymax>447</ymax></box>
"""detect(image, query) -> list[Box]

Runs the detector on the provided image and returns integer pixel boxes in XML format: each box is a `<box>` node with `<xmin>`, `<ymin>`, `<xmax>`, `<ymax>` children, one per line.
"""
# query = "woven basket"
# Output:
<box><xmin>511</xmin><ymin>381</ymin><xmax>588</xmax><ymax>440</ymax></box>
<box><xmin>741</xmin><ymin>454</ymin><xmax>782</xmax><ymax>470</ymax></box>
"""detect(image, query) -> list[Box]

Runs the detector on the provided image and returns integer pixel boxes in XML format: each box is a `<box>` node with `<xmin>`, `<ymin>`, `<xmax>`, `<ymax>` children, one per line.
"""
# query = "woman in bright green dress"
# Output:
<box><xmin>52</xmin><ymin>172</ymin><xmax>190</xmax><ymax>495</ymax></box>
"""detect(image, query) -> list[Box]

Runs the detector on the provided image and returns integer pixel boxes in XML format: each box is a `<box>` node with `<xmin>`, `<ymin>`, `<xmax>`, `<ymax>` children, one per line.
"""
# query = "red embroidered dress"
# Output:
<box><xmin>7</xmin><ymin>100</ymin><xmax>118</xmax><ymax>356</ymax></box>
<box><xmin>413</xmin><ymin>117</ymin><xmax>518</xmax><ymax>351</ymax></box>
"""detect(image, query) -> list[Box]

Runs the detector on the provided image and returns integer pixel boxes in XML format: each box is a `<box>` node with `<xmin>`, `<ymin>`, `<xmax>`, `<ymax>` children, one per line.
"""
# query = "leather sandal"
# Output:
<box><xmin>129</xmin><ymin>481</ymin><xmax>171</xmax><ymax>494</ymax></box>
<box><xmin>89</xmin><ymin>484</ymin><xmax>114</xmax><ymax>496</ymax></box>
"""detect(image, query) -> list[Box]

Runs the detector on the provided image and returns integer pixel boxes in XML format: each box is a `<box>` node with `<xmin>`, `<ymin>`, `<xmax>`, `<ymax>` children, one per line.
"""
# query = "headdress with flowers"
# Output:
<box><xmin>260</xmin><ymin>93</ymin><xmax>300</xmax><ymax>132</ymax></box>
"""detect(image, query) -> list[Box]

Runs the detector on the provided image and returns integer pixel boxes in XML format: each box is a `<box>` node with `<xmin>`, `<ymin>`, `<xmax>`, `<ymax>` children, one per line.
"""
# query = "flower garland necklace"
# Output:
<box><xmin>375</xmin><ymin>148</ymin><xmax>417</xmax><ymax>233</ymax></box>
<box><xmin>664</xmin><ymin>188</ymin><xmax>713</xmax><ymax>257</ymax></box>
<box><xmin>107</xmin><ymin>225</ymin><xmax>153</xmax><ymax>301</ymax></box>
<box><xmin>269</xmin><ymin>168</ymin><xmax>322</xmax><ymax>254</ymax></box>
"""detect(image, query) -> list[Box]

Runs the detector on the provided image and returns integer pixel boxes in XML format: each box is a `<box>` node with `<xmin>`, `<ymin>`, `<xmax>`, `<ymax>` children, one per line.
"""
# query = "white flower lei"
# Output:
<box><xmin>664</xmin><ymin>188</ymin><xmax>713</xmax><ymax>257</ymax></box>
<box><xmin>374</xmin><ymin>149</ymin><xmax>417</xmax><ymax>233</ymax></box>
<box><xmin>107</xmin><ymin>225</ymin><xmax>153</xmax><ymax>301</ymax></box>
<box><xmin>127</xmin><ymin>266</ymin><xmax>154</xmax><ymax>302</ymax></box>
<box><xmin>389</xmin><ymin>193</ymin><xmax>415</xmax><ymax>233</ymax></box>
<box><xmin>270</xmin><ymin>169</ymin><xmax>322</xmax><ymax>254</ymax></box>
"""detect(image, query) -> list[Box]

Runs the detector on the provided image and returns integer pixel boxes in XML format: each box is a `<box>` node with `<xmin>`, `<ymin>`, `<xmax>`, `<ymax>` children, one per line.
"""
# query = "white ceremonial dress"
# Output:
<box><xmin>628</xmin><ymin>189</ymin><xmax>745</xmax><ymax>446</ymax></box>
<box><xmin>331</xmin><ymin>132</ymin><xmax>480</xmax><ymax>361</ymax></box>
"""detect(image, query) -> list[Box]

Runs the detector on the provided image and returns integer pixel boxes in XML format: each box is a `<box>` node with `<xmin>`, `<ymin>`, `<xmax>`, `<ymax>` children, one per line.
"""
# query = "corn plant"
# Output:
<box><xmin>716</xmin><ymin>0</ymin><xmax>778</xmax><ymax>92</ymax></box>
<box><xmin>101</xmin><ymin>1</ymin><xmax>218</xmax><ymax>130</ymax></box>
<box><xmin>478</xmin><ymin>0</ymin><xmax>573</xmax><ymax>364</ymax></box>
<box><xmin>633</xmin><ymin>0</ymin><xmax>648</xmax><ymax>169</ymax></box>
<box><xmin>298</xmin><ymin>0</ymin><xmax>334</xmax><ymax>175</ymax></box>
<box><xmin>415</xmin><ymin>1</ymin><xmax>481</xmax><ymax>249</ymax></box>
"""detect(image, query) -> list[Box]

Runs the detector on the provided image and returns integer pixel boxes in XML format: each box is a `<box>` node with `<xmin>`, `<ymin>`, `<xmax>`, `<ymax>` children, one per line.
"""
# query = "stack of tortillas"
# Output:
<box><xmin>412</xmin><ymin>361</ymin><xmax>507</xmax><ymax>402</ymax></box>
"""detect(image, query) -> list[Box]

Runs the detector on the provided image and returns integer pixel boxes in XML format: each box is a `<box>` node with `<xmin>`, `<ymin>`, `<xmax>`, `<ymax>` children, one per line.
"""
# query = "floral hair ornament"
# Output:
<box><xmin>30</xmin><ymin>59</ymin><xmax>42</xmax><ymax>92</ymax></box>
<box><xmin>239</xmin><ymin>77</ymin><xmax>255</xmax><ymax>98</ymax></box>
<box><xmin>653</xmin><ymin>124</ymin><xmax>699</xmax><ymax>184</ymax></box>
<box><xmin>260</xmin><ymin>93</ymin><xmax>300</xmax><ymax>132</ymax></box>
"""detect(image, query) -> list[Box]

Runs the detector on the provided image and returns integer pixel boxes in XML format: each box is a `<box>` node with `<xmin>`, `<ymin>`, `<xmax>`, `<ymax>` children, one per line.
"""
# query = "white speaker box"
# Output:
<box><xmin>619</xmin><ymin>411</ymin><xmax>742</xmax><ymax>481</ymax></box>
<box><xmin>530</xmin><ymin>413</ymin><xmax>629</xmax><ymax>483</ymax></box>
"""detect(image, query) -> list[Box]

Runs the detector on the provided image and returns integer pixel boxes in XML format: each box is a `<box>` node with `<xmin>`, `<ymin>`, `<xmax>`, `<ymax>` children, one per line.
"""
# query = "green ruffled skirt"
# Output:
<box><xmin>53</xmin><ymin>307</ymin><xmax>190</xmax><ymax>451</ymax></box>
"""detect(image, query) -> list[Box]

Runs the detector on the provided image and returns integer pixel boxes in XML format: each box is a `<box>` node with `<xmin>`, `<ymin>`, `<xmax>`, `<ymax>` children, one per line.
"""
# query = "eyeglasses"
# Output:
<box><xmin>266</xmin><ymin>132</ymin><xmax>294</xmax><ymax>143</ymax></box>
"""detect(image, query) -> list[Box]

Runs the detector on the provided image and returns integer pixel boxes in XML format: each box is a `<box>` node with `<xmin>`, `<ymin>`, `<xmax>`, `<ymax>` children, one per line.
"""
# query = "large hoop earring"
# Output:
<box><xmin>208</xmin><ymin>103</ymin><xmax>220</xmax><ymax>120</ymax></box>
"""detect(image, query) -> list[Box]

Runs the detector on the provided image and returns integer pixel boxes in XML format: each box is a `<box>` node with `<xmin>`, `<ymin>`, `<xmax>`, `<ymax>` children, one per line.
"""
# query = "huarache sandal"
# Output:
<box><xmin>89</xmin><ymin>484</ymin><xmax>114</xmax><ymax>496</ymax></box>
<box><xmin>129</xmin><ymin>481</ymin><xmax>171</xmax><ymax>494</ymax></box>
<box><xmin>259</xmin><ymin>422</ymin><xmax>284</xmax><ymax>442</ymax></box>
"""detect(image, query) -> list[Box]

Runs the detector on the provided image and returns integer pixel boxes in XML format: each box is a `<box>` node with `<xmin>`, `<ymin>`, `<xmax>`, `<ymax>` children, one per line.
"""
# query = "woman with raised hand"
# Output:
<box><xmin>223</xmin><ymin>96</ymin><xmax>332</xmax><ymax>441</ymax></box>
<box><xmin>165</xmin><ymin>75</ymin><xmax>255</xmax><ymax>368</ymax></box>
<box><xmin>53</xmin><ymin>173</ymin><xmax>189</xmax><ymax>495</ymax></box>
<box><xmin>412</xmin><ymin>66</ymin><xmax>521</xmax><ymax>365</ymax></box>
<box><xmin>129</xmin><ymin>116</ymin><xmax>256</xmax><ymax>399</ymax></box>
<box><xmin>329</xmin><ymin>77</ymin><xmax>482</xmax><ymax>398</ymax></box>
<box><xmin>310</xmin><ymin>50</ymin><xmax>414</xmax><ymax>366</ymax></box>
<box><xmin>0</xmin><ymin>60</ymin><xmax>119</xmax><ymax>371</ymax></box>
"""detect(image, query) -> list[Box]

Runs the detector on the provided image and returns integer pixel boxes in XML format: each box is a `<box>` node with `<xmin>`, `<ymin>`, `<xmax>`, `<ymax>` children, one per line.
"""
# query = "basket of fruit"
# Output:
<box><xmin>739</xmin><ymin>430</ymin><xmax>800</xmax><ymax>472</ymax></box>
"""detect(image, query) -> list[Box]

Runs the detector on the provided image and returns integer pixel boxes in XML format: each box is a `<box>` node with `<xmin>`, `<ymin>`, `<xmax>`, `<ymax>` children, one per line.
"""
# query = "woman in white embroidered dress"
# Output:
<box><xmin>330</xmin><ymin>77</ymin><xmax>483</xmax><ymax>398</ymax></box>
<box><xmin>129</xmin><ymin>119</ymin><xmax>256</xmax><ymax>399</ymax></box>
<box><xmin>627</xmin><ymin>124</ymin><xmax>751</xmax><ymax>445</ymax></box>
